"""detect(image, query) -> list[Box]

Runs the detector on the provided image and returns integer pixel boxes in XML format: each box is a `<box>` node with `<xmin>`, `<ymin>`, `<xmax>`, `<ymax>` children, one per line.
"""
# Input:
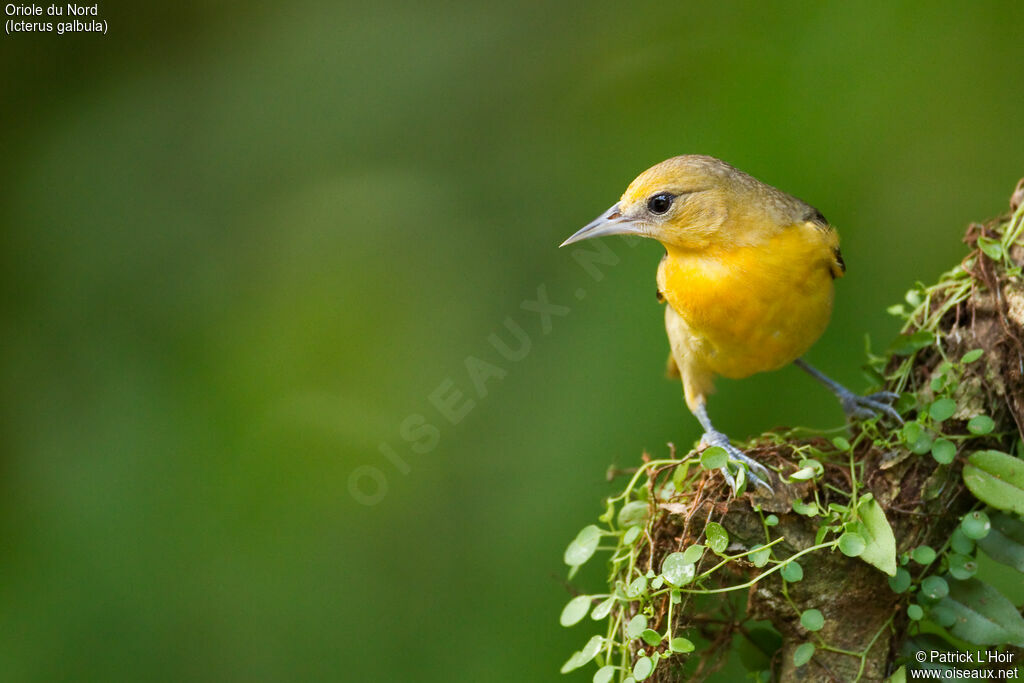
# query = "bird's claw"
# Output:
<box><xmin>840</xmin><ymin>390</ymin><xmax>903</xmax><ymax>424</ymax></box>
<box><xmin>700</xmin><ymin>430</ymin><xmax>773</xmax><ymax>494</ymax></box>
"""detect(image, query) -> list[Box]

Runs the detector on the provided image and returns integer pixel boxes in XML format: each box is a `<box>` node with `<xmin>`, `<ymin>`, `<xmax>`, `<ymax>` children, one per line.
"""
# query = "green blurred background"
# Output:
<box><xmin>2</xmin><ymin>2</ymin><xmax>1023</xmax><ymax>680</ymax></box>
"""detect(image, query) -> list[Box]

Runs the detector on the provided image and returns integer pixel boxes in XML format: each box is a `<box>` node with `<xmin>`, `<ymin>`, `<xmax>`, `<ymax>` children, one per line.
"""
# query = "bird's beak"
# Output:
<box><xmin>559</xmin><ymin>203</ymin><xmax>646</xmax><ymax>247</ymax></box>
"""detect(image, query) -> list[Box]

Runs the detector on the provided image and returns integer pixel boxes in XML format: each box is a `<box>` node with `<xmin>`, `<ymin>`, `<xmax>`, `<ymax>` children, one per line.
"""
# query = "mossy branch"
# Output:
<box><xmin>559</xmin><ymin>179</ymin><xmax>1024</xmax><ymax>683</ymax></box>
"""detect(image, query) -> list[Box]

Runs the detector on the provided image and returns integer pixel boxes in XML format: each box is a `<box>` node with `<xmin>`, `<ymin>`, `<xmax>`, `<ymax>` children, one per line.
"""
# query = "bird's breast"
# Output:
<box><xmin>658</xmin><ymin>225</ymin><xmax>836</xmax><ymax>379</ymax></box>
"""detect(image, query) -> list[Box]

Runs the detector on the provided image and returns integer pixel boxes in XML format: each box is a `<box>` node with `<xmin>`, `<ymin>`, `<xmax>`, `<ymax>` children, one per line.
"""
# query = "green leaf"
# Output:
<box><xmin>674</xmin><ymin>544</ymin><xmax>701</xmax><ymax>565</ymax></box>
<box><xmin>854</xmin><ymin>497</ymin><xmax>898</xmax><ymax>576</ymax></box>
<box><xmin>661</xmin><ymin>552</ymin><xmax>696</xmax><ymax>587</ymax></box>
<box><xmin>962</xmin><ymin>349</ymin><xmax>984</xmax><ymax>363</ymax></box>
<box><xmin>781</xmin><ymin>561</ymin><xmax>803</xmax><ymax>583</ymax></box>
<box><xmin>670</xmin><ymin>637</ymin><xmax>695</xmax><ymax>653</ymax></box>
<box><xmin>967</xmin><ymin>415</ymin><xmax>995</xmax><ymax>435</ymax></box>
<box><xmin>749</xmin><ymin>544</ymin><xmax>771</xmax><ymax>567</ymax></box>
<box><xmin>763</xmin><ymin>514</ymin><xmax>779</xmax><ymax>527</ymax></box>
<box><xmin>928</xmin><ymin>398</ymin><xmax>957</xmax><ymax>422</ymax></box>
<box><xmin>911</xmin><ymin>545</ymin><xmax>936</xmax><ymax>565</ymax></box>
<box><xmin>947</xmin><ymin>553</ymin><xmax>978</xmax><ymax>580</ymax></box>
<box><xmin>978</xmin><ymin>235</ymin><xmax>1003</xmax><ymax>260</ymax></box>
<box><xmin>640</xmin><ymin>629</ymin><xmax>662</xmax><ymax>646</ymax></box>
<box><xmin>888</xmin><ymin>568</ymin><xmax>912</xmax><ymax>593</ymax></box>
<box><xmin>839</xmin><ymin>532</ymin><xmax>866</xmax><ymax>556</ymax></box>
<box><xmin>920</xmin><ymin>575</ymin><xmax>949</xmax><ymax>600</ymax></box>
<box><xmin>564</xmin><ymin>525</ymin><xmax>601</xmax><ymax>567</ymax></box>
<box><xmin>701</xmin><ymin>446</ymin><xmax>728</xmax><ymax>470</ymax></box>
<box><xmin>788</xmin><ymin>466</ymin><xmax>817</xmax><ymax>481</ymax></box>
<box><xmin>632</xmin><ymin>655</ymin><xmax>654</xmax><ymax>681</ymax></box>
<box><xmin>888</xmin><ymin>665</ymin><xmax>906</xmax><ymax>683</ymax></box>
<box><xmin>704</xmin><ymin>522</ymin><xmax>729</xmax><ymax>554</ymax></box>
<box><xmin>901</xmin><ymin>421</ymin><xmax>922</xmax><ymax>444</ymax></box>
<box><xmin>889</xmin><ymin>330</ymin><xmax>935</xmax><ymax>356</ymax></box>
<box><xmin>907</xmin><ymin>604</ymin><xmax>923</xmax><ymax>621</ymax></box>
<box><xmin>560</xmin><ymin>595</ymin><xmax>591</xmax><ymax>626</ymax></box>
<box><xmin>961</xmin><ymin>510</ymin><xmax>991</xmax><ymax>539</ymax></box>
<box><xmin>931</xmin><ymin>438</ymin><xmax>956</xmax><ymax>464</ymax></box>
<box><xmin>591</xmin><ymin>596</ymin><xmax>615</xmax><ymax>621</ymax></box>
<box><xmin>963</xmin><ymin>451</ymin><xmax>1024</xmax><ymax>514</ymax></box>
<box><xmin>832</xmin><ymin>436</ymin><xmax>851</xmax><ymax>451</ymax></box>
<box><xmin>977</xmin><ymin>512</ymin><xmax>1024</xmax><ymax>573</ymax></box>
<box><xmin>626</xmin><ymin>576</ymin><xmax>647</xmax><ymax>598</ymax></box>
<box><xmin>575</xmin><ymin>635</ymin><xmax>603</xmax><ymax>668</ymax></box>
<box><xmin>950</xmin><ymin>527</ymin><xmax>975</xmax><ymax>554</ymax></box>
<box><xmin>793</xmin><ymin>642</ymin><xmax>815</xmax><ymax>667</ymax></box>
<box><xmin>935</xmin><ymin>578</ymin><xmax>1024</xmax><ymax>646</ymax></box>
<box><xmin>593</xmin><ymin>666</ymin><xmax>615</xmax><ymax>683</ymax></box>
<box><xmin>800</xmin><ymin>609</ymin><xmax>824</xmax><ymax>632</ymax></box>
<box><xmin>792</xmin><ymin>499</ymin><xmax>818</xmax><ymax>516</ymax></box>
<box><xmin>560</xmin><ymin>650</ymin><xmax>586</xmax><ymax>674</ymax></box>
<box><xmin>622</xmin><ymin>526</ymin><xmax>642</xmax><ymax>545</ymax></box>
<box><xmin>618</xmin><ymin>501</ymin><xmax>649</xmax><ymax>528</ymax></box>
<box><xmin>625</xmin><ymin>614</ymin><xmax>647</xmax><ymax>638</ymax></box>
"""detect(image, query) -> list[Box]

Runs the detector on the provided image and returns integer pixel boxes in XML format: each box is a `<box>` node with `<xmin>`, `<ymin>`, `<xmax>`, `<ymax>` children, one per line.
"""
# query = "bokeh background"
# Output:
<box><xmin>2</xmin><ymin>2</ymin><xmax>1024</xmax><ymax>680</ymax></box>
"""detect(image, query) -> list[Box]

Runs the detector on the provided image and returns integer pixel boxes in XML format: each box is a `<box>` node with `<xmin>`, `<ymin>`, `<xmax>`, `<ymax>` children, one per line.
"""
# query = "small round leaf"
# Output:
<box><xmin>961</xmin><ymin>511</ymin><xmax>991</xmax><ymax>540</ymax></box>
<box><xmin>640</xmin><ymin>629</ymin><xmax>662</xmax><ymax>646</ymax></box>
<box><xmin>618</xmin><ymin>501</ymin><xmax>649</xmax><ymax>528</ymax></box>
<box><xmin>626</xmin><ymin>576</ymin><xmax>647</xmax><ymax>598</ymax></box>
<box><xmin>907</xmin><ymin>604</ymin><xmax>924</xmax><ymax>621</ymax></box>
<box><xmin>701</xmin><ymin>446</ymin><xmax>728</xmax><ymax>471</ymax></box>
<box><xmin>888</xmin><ymin>568</ymin><xmax>912</xmax><ymax>594</ymax></box>
<box><xmin>961</xmin><ymin>349</ymin><xmax>984</xmax><ymax>364</ymax></box>
<box><xmin>662</xmin><ymin>552</ymin><xmax>697</xmax><ymax>587</ymax></box>
<box><xmin>839</xmin><ymin>532</ymin><xmax>866</xmax><ymax>557</ymax></box>
<box><xmin>593</xmin><ymin>666</ymin><xmax>615</xmax><ymax>683</ymax></box>
<box><xmin>931</xmin><ymin>438</ymin><xmax>956</xmax><ymax>464</ymax></box>
<box><xmin>564</xmin><ymin>525</ymin><xmax>601</xmax><ymax>567</ymax></box>
<box><xmin>632</xmin><ymin>655</ymin><xmax>654</xmax><ymax>681</ymax></box>
<box><xmin>622</xmin><ymin>526</ymin><xmax>642</xmax><ymax>545</ymax></box>
<box><xmin>560</xmin><ymin>595</ymin><xmax>591</xmax><ymax>627</ymax></box>
<box><xmin>947</xmin><ymin>553</ymin><xmax>978</xmax><ymax>580</ymax></box>
<box><xmin>781</xmin><ymin>561</ymin><xmax>804</xmax><ymax>583</ymax></box>
<box><xmin>591</xmin><ymin>596</ymin><xmax>615</xmax><ymax>621</ymax></box>
<box><xmin>793</xmin><ymin>643</ymin><xmax>815</xmax><ymax>667</ymax></box>
<box><xmin>681</xmin><ymin>544</ymin><xmax>705</xmax><ymax>565</ymax></box>
<box><xmin>625</xmin><ymin>614</ymin><xmax>648</xmax><ymax>639</ymax></box>
<box><xmin>950</xmin><ymin>527</ymin><xmax>975</xmax><ymax>554</ymax></box>
<box><xmin>929</xmin><ymin>398</ymin><xmax>957</xmax><ymax>422</ymax></box>
<box><xmin>704</xmin><ymin>522</ymin><xmax>729</xmax><ymax>554</ymax></box>
<box><xmin>800</xmin><ymin>609</ymin><xmax>824</xmax><ymax>632</ymax></box>
<box><xmin>749</xmin><ymin>544</ymin><xmax>771</xmax><ymax>567</ymax></box>
<box><xmin>967</xmin><ymin>415</ymin><xmax>995</xmax><ymax>435</ymax></box>
<box><xmin>670</xmin><ymin>637</ymin><xmax>695</xmax><ymax>653</ymax></box>
<box><xmin>920</xmin><ymin>575</ymin><xmax>949</xmax><ymax>600</ymax></box>
<box><xmin>911</xmin><ymin>545</ymin><xmax>936</xmax><ymax>565</ymax></box>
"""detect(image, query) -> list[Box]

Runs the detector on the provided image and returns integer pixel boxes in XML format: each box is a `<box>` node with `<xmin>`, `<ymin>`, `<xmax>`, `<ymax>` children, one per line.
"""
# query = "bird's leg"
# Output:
<box><xmin>693</xmin><ymin>402</ymin><xmax>773</xmax><ymax>493</ymax></box>
<box><xmin>794</xmin><ymin>359</ymin><xmax>902</xmax><ymax>423</ymax></box>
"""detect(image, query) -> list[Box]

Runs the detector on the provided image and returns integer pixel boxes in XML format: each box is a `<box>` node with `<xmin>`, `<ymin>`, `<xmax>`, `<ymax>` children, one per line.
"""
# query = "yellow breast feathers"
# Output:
<box><xmin>657</xmin><ymin>222</ymin><xmax>843</xmax><ymax>379</ymax></box>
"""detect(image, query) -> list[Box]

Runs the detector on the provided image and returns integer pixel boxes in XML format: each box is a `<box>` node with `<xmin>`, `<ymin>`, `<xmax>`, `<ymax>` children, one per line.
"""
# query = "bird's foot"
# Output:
<box><xmin>838</xmin><ymin>389</ymin><xmax>903</xmax><ymax>424</ymax></box>
<box><xmin>700</xmin><ymin>430</ymin><xmax>773</xmax><ymax>494</ymax></box>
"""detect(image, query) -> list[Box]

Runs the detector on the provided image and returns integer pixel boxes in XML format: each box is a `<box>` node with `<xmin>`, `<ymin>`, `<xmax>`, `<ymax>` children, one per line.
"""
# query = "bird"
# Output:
<box><xmin>560</xmin><ymin>155</ymin><xmax>900</xmax><ymax>493</ymax></box>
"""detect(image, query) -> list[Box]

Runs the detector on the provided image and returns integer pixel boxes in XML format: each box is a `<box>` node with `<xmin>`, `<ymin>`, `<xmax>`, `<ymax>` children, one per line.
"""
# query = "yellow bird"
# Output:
<box><xmin>561</xmin><ymin>155</ymin><xmax>899</xmax><ymax>492</ymax></box>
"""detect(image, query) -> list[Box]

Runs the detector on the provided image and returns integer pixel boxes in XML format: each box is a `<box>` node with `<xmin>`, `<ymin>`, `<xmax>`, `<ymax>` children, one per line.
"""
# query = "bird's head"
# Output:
<box><xmin>561</xmin><ymin>155</ymin><xmax>757</xmax><ymax>251</ymax></box>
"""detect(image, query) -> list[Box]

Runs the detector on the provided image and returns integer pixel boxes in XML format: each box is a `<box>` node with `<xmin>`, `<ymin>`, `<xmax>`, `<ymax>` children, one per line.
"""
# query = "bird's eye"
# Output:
<box><xmin>647</xmin><ymin>193</ymin><xmax>674</xmax><ymax>215</ymax></box>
